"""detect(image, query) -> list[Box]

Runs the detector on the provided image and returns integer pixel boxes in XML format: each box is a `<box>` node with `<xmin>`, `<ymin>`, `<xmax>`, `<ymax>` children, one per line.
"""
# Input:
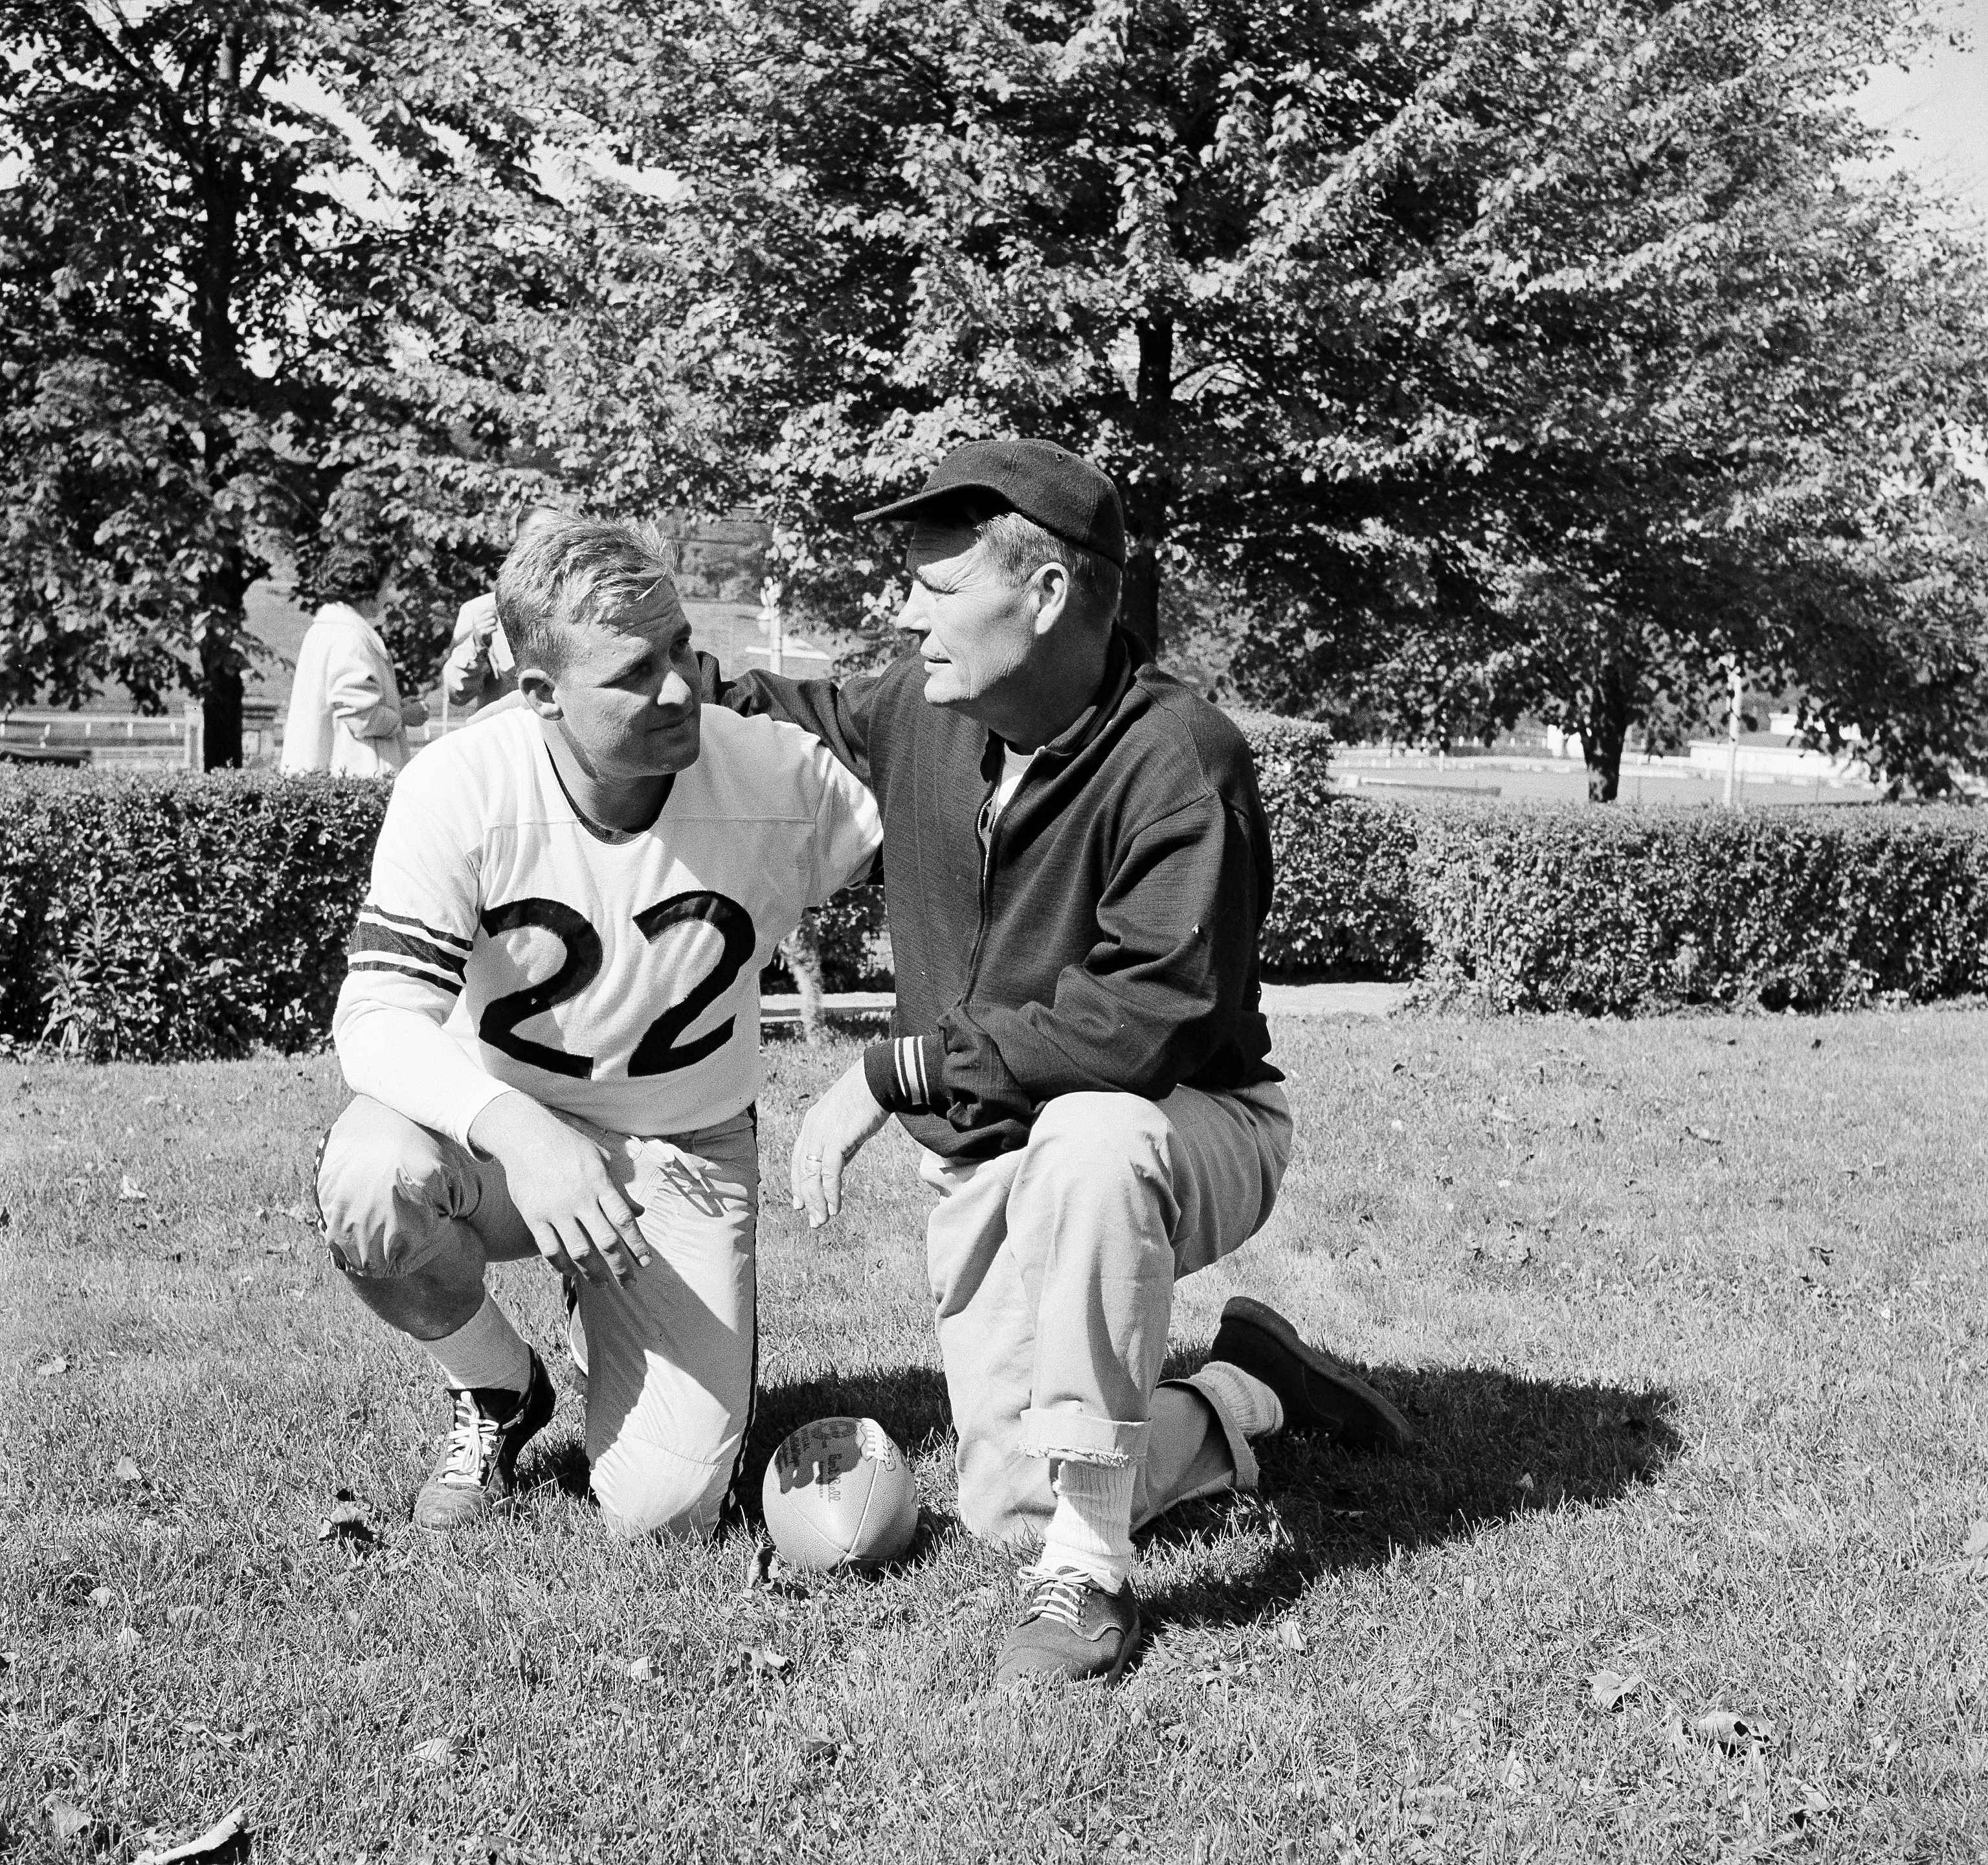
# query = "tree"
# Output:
<box><xmin>532</xmin><ymin>0</ymin><xmax>1428</xmax><ymax>659</ymax></box>
<box><xmin>547</xmin><ymin>0</ymin><xmax>1988</xmax><ymax>796</ymax></box>
<box><xmin>0</xmin><ymin>1</ymin><xmax>563</xmax><ymax>761</ymax></box>
<box><xmin>1217</xmin><ymin>0</ymin><xmax>1988</xmax><ymax>798</ymax></box>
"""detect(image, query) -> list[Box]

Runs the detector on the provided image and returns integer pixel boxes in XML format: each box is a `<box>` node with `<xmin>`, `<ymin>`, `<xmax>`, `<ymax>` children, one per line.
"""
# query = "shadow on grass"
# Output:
<box><xmin>524</xmin><ymin>1357</ymin><xmax>1679</xmax><ymax>1629</ymax></box>
<box><xmin>1143</xmin><ymin>1355</ymin><xmax>1683</xmax><ymax>1631</ymax></box>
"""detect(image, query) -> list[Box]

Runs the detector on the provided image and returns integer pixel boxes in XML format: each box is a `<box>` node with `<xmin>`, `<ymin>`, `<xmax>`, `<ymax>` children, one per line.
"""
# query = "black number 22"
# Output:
<box><xmin>477</xmin><ymin>891</ymin><xmax>757</xmax><ymax>1080</ymax></box>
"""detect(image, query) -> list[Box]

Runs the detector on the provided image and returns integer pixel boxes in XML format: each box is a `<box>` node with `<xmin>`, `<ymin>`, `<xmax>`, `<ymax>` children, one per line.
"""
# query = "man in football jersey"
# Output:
<box><xmin>720</xmin><ymin>440</ymin><xmax>1413</xmax><ymax>1684</ymax></box>
<box><xmin>315</xmin><ymin>514</ymin><xmax>880</xmax><ymax>1539</ymax></box>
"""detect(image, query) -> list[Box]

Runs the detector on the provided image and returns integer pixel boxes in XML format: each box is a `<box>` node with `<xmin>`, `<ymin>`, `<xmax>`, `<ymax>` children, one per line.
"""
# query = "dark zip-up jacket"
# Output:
<box><xmin>722</xmin><ymin>629</ymin><xmax>1280</xmax><ymax>1161</ymax></box>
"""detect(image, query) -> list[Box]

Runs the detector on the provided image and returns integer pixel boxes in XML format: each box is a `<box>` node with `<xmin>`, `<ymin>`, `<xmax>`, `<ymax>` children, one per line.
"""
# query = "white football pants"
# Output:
<box><xmin>317</xmin><ymin>1096</ymin><xmax>758</xmax><ymax>1540</ymax></box>
<box><xmin>919</xmin><ymin>1080</ymin><xmax>1293</xmax><ymax>1548</ymax></box>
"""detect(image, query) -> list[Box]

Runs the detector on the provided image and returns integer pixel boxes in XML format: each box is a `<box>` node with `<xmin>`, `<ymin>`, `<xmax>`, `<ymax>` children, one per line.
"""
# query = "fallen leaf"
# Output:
<box><xmin>1692</xmin><ymin>1708</ymin><xmax>1773</xmax><ymax>1750</ymax></box>
<box><xmin>1496</xmin><ymin>1750</ymin><xmax>1529</xmax><ymax>1791</ymax></box>
<box><xmin>408</xmin><ymin>1736</ymin><xmax>456</xmax><ymax>1770</ymax></box>
<box><xmin>1274</xmin><ymin>1618</ymin><xmax>1307</xmax><ymax>1653</ymax></box>
<box><xmin>142</xmin><ymin>1094</ymin><xmax>168</xmax><ymax>1107</ymax></box>
<box><xmin>1685</xmin><ymin>1126</ymin><xmax>1722</xmax><ymax>1146</ymax></box>
<box><xmin>318</xmin><ymin>1499</ymin><xmax>378</xmax><ymax>1549</ymax></box>
<box><xmin>115</xmin><ymin>1625</ymin><xmax>142</xmax><ymax>1651</ymax></box>
<box><xmin>1589</xmin><ymin>1668</ymin><xmax>1644</xmax><ymax>1712</ymax></box>
<box><xmin>118</xmin><ymin>1174</ymin><xmax>148</xmax><ymax>1202</ymax></box>
<box><xmin>166</xmin><ymin>1605</ymin><xmax>205</xmax><ymax>1631</ymax></box>
<box><xmin>113</xmin><ymin>1456</ymin><xmax>143</xmax><ymax>1485</ymax></box>
<box><xmin>744</xmin><ymin>1543</ymin><xmax>810</xmax><ymax>1599</ymax></box>
<box><xmin>133</xmin><ymin>1805</ymin><xmax>247</xmax><ymax>1865</ymax></box>
<box><xmin>35</xmin><ymin>1356</ymin><xmax>69</xmax><ymax>1378</ymax></box>
<box><xmin>738</xmin><ymin>1642</ymin><xmax>791</xmax><ymax>1679</ymax></box>
<box><xmin>45</xmin><ymin>1798</ymin><xmax>102</xmax><ymax>1846</ymax></box>
<box><xmin>88</xmin><ymin>1587</ymin><xmax>115</xmax><ymax>1610</ymax></box>
<box><xmin>1788</xmin><ymin>1780</ymin><xmax>1833</xmax><ymax>1824</ymax></box>
<box><xmin>1403</xmin><ymin>1784</ymin><xmax>1458</xmax><ymax>1826</ymax></box>
<box><xmin>1945</xmin><ymin>1519</ymin><xmax>1988</xmax><ymax>1581</ymax></box>
<box><xmin>627</xmin><ymin>1655</ymin><xmax>655</xmax><ymax>1682</ymax></box>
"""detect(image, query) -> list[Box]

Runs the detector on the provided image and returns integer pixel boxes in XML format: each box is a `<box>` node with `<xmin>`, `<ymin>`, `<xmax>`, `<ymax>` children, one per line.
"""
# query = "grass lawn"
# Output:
<box><xmin>3</xmin><ymin>1010</ymin><xmax>1985</xmax><ymax>1864</ymax></box>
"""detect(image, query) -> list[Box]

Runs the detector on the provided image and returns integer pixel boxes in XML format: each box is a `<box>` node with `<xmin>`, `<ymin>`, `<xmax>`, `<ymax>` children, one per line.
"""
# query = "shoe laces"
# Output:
<box><xmin>1018</xmin><ymin>1563</ymin><xmax>1095</xmax><ymax>1631</ymax></box>
<box><xmin>438</xmin><ymin>1387</ymin><xmax>507</xmax><ymax>1489</ymax></box>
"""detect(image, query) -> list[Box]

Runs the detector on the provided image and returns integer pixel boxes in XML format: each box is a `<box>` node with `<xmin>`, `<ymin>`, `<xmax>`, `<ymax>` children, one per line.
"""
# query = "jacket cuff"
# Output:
<box><xmin>862</xmin><ymin>1035</ymin><xmax>944</xmax><ymax>1113</ymax></box>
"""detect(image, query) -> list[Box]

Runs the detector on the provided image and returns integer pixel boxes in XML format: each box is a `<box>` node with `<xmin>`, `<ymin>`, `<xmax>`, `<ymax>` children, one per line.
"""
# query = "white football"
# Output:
<box><xmin>761</xmin><ymin>1416</ymin><xmax>919</xmax><ymax>1572</ymax></box>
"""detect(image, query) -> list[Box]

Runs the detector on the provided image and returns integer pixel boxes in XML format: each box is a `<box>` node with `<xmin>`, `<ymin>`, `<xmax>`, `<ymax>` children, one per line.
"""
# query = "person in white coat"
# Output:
<box><xmin>282</xmin><ymin>549</ymin><xmax>429</xmax><ymax>776</ymax></box>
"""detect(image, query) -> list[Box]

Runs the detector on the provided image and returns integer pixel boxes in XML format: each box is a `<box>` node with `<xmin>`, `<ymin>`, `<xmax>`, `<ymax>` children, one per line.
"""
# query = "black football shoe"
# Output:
<box><xmin>996</xmin><ymin>1566</ymin><xmax>1143</xmax><ymax>1687</ymax></box>
<box><xmin>1208</xmin><ymin>1297</ymin><xmax>1414</xmax><ymax>1453</ymax></box>
<box><xmin>413</xmin><ymin>1352</ymin><xmax>556</xmax><ymax>1531</ymax></box>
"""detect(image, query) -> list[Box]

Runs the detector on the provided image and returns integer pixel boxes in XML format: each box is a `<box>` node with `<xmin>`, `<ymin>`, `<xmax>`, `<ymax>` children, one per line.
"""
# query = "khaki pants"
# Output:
<box><xmin>920</xmin><ymin>1082</ymin><xmax>1293</xmax><ymax>1547</ymax></box>
<box><xmin>317</xmin><ymin>1097</ymin><xmax>759</xmax><ymax>1540</ymax></box>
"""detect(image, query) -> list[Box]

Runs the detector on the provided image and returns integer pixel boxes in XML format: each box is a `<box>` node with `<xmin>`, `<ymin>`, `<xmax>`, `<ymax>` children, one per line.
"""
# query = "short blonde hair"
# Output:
<box><xmin>495</xmin><ymin>514</ymin><xmax>678</xmax><ymax>671</ymax></box>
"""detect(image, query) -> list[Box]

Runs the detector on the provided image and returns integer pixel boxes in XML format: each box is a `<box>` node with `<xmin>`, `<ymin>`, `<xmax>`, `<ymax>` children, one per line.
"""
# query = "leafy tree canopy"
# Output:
<box><xmin>0</xmin><ymin>0</ymin><xmax>578</xmax><ymax>759</ymax></box>
<box><xmin>520</xmin><ymin>0</ymin><xmax>1988</xmax><ymax>796</ymax></box>
<box><xmin>7</xmin><ymin>0</ymin><xmax>1985</xmax><ymax>797</ymax></box>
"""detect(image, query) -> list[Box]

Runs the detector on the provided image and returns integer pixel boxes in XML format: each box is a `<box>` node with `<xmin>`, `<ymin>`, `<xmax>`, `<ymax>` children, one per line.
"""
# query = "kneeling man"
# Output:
<box><xmin>317</xmin><ymin>515</ymin><xmax>880</xmax><ymax>1537</ymax></box>
<box><xmin>726</xmin><ymin>441</ymin><xmax>1414</xmax><ymax>1681</ymax></box>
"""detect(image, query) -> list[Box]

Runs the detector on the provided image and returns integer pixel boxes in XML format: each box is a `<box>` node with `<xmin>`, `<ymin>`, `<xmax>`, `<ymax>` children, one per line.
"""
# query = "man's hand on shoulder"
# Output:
<box><xmin>791</xmin><ymin>1061</ymin><xmax>889</xmax><ymax>1229</ymax></box>
<box><xmin>468</xmin><ymin>1091</ymin><xmax>649</xmax><ymax>1283</ymax></box>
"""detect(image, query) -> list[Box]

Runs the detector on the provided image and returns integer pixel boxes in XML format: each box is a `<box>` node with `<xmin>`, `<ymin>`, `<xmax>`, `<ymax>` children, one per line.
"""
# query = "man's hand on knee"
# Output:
<box><xmin>791</xmin><ymin>1061</ymin><xmax>889</xmax><ymax>1228</ymax></box>
<box><xmin>469</xmin><ymin>1091</ymin><xmax>649</xmax><ymax>1284</ymax></box>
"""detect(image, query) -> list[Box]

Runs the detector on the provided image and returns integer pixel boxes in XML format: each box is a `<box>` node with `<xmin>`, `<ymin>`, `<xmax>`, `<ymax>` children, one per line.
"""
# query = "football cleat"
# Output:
<box><xmin>1208</xmin><ymin>1296</ymin><xmax>1414</xmax><ymax>1453</ymax></box>
<box><xmin>996</xmin><ymin>1565</ymin><xmax>1142</xmax><ymax>1686</ymax></box>
<box><xmin>413</xmin><ymin>1352</ymin><xmax>555</xmax><ymax>1531</ymax></box>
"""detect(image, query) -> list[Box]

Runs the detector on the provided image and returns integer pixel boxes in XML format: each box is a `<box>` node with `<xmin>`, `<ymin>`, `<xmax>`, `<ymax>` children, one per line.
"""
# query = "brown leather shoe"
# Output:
<box><xmin>1209</xmin><ymin>1296</ymin><xmax>1414</xmax><ymax>1452</ymax></box>
<box><xmin>413</xmin><ymin>1352</ymin><xmax>555</xmax><ymax>1531</ymax></box>
<box><xmin>996</xmin><ymin>1566</ymin><xmax>1143</xmax><ymax>1686</ymax></box>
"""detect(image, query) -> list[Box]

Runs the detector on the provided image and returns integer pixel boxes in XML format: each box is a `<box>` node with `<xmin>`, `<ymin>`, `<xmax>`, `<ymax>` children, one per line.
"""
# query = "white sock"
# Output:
<box><xmin>425</xmin><ymin>1293</ymin><xmax>531</xmax><ymax>1395</ymax></box>
<box><xmin>1040</xmin><ymin>1458</ymin><xmax>1137</xmax><ymax>1592</ymax></box>
<box><xmin>1188</xmin><ymin>1359</ymin><xmax>1284</xmax><ymax>1440</ymax></box>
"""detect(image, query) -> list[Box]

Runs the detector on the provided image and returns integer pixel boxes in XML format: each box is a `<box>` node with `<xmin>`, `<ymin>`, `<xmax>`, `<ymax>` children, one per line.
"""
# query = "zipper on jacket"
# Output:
<box><xmin>961</xmin><ymin>760</ymin><xmax>1008</xmax><ymax>1003</ymax></box>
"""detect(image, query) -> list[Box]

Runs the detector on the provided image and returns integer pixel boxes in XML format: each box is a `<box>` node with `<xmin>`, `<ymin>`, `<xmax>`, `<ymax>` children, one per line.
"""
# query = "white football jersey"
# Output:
<box><xmin>332</xmin><ymin>706</ymin><xmax>881</xmax><ymax>1143</ymax></box>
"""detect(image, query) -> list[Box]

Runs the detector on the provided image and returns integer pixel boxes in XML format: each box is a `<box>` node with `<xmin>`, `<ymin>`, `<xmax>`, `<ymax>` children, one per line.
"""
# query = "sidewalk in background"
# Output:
<box><xmin>761</xmin><ymin>982</ymin><xmax>1409</xmax><ymax>1025</ymax></box>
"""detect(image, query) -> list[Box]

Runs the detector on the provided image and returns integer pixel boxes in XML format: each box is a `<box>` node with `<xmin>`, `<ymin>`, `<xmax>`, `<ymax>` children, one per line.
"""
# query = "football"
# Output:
<box><xmin>761</xmin><ymin>1416</ymin><xmax>920</xmax><ymax>1572</ymax></box>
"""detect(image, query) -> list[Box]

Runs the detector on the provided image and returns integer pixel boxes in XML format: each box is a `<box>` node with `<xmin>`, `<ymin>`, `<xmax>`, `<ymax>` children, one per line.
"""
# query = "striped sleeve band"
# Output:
<box><xmin>346</xmin><ymin>903</ymin><xmax>473</xmax><ymax>996</ymax></box>
<box><xmin>862</xmin><ymin>1034</ymin><xmax>945</xmax><ymax>1115</ymax></box>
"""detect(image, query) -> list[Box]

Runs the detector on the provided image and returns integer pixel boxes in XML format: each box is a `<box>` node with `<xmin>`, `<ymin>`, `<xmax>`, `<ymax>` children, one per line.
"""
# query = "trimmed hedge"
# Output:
<box><xmin>9</xmin><ymin>729</ymin><xmax>1985</xmax><ymax>1060</ymax></box>
<box><xmin>1407</xmin><ymin>803</ymin><xmax>1988</xmax><ymax>1014</ymax></box>
<box><xmin>1247</xmin><ymin>712</ymin><xmax>1418</xmax><ymax>977</ymax></box>
<box><xmin>0</xmin><ymin>770</ymin><xmax>388</xmax><ymax>1060</ymax></box>
<box><xmin>1248</xmin><ymin>711</ymin><xmax>1423</xmax><ymax>974</ymax></box>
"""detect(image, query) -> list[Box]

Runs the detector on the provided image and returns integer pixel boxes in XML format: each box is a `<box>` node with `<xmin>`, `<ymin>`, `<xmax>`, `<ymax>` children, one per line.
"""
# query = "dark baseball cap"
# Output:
<box><xmin>855</xmin><ymin>439</ymin><xmax>1126</xmax><ymax>567</ymax></box>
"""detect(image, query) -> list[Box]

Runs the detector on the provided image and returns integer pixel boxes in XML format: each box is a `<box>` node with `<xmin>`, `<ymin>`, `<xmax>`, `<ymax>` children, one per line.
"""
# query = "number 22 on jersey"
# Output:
<box><xmin>476</xmin><ymin>890</ymin><xmax>756</xmax><ymax>1082</ymax></box>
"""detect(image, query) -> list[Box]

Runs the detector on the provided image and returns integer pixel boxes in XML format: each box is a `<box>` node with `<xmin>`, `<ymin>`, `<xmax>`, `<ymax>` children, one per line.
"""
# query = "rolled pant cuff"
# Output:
<box><xmin>1175</xmin><ymin>1373</ymin><xmax>1260</xmax><ymax>1494</ymax></box>
<box><xmin>1018</xmin><ymin>1406</ymin><xmax>1149</xmax><ymax>1468</ymax></box>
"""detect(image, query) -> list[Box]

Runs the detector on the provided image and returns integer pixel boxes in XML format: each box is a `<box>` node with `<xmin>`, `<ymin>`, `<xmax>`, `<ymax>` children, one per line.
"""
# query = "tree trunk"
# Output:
<box><xmin>1582</xmin><ymin>660</ymin><xmax>1633</xmax><ymax>803</ymax></box>
<box><xmin>195</xmin><ymin>31</ymin><xmax>248</xmax><ymax>772</ymax></box>
<box><xmin>1119</xmin><ymin>316</ymin><xmax>1174</xmax><ymax>658</ymax></box>
<box><xmin>201</xmin><ymin>624</ymin><xmax>245</xmax><ymax>770</ymax></box>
